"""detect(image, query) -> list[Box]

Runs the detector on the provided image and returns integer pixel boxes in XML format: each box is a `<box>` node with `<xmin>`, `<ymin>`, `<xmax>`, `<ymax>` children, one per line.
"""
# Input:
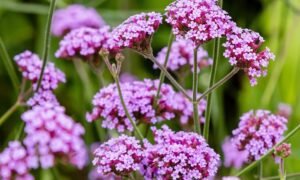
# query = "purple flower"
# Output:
<box><xmin>222</xmin><ymin>137</ymin><xmax>248</xmax><ymax>169</ymax></box>
<box><xmin>14</xmin><ymin>50</ymin><xmax>66</xmax><ymax>91</ymax></box>
<box><xmin>26</xmin><ymin>91</ymin><xmax>60</xmax><ymax>108</ymax></box>
<box><xmin>223</xmin><ymin>27</ymin><xmax>275</xmax><ymax>86</ymax></box>
<box><xmin>86</xmin><ymin>79</ymin><xmax>176</xmax><ymax>132</ymax></box>
<box><xmin>0</xmin><ymin>141</ymin><xmax>38</xmax><ymax>180</ymax></box>
<box><xmin>172</xmin><ymin>91</ymin><xmax>206</xmax><ymax>125</ymax></box>
<box><xmin>119</xmin><ymin>73</ymin><xmax>138</xmax><ymax>83</ymax></box>
<box><xmin>92</xmin><ymin>135</ymin><xmax>143</xmax><ymax>176</ymax></box>
<box><xmin>111</xmin><ymin>12</ymin><xmax>162</xmax><ymax>53</ymax></box>
<box><xmin>154</xmin><ymin>39</ymin><xmax>212</xmax><ymax>72</ymax></box>
<box><xmin>51</xmin><ymin>4</ymin><xmax>106</xmax><ymax>37</ymax></box>
<box><xmin>141</xmin><ymin>125</ymin><xmax>220</xmax><ymax>180</ymax></box>
<box><xmin>55</xmin><ymin>27</ymin><xmax>116</xmax><ymax>59</ymax></box>
<box><xmin>232</xmin><ymin>110</ymin><xmax>287</xmax><ymax>161</ymax></box>
<box><xmin>21</xmin><ymin>103</ymin><xmax>87</xmax><ymax>169</ymax></box>
<box><xmin>165</xmin><ymin>0</ymin><xmax>234</xmax><ymax>45</ymax></box>
<box><xmin>222</xmin><ymin>177</ymin><xmax>240</xmax><ymax>180</ymax></box>
<box><xmin>277</xmin><ymin>103</ymin><xmax>292</xmax><ymax>119</ymax></box>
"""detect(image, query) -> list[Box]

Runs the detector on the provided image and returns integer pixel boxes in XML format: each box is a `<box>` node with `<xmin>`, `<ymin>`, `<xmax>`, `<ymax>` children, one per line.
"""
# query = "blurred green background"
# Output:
<box><xmin>0</xmin><ymin>0</ymin><xmax>300</xmax><ymax>179</ymax></box>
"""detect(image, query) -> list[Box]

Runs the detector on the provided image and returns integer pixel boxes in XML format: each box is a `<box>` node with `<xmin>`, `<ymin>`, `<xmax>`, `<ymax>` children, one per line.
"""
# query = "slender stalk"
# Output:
<box><xmin>262</xmin><ymin>172</ymin><xmax>300</xmax><ymax>180</ymax></box>
<box><xmin>36</xmin><ymin>0</ymin><xmax>56</xmax><ymax>92</ymax></box>
<box><xmin>197</xmin><ymin>67</ymin><xmax>239</xmax><ymax>102</ymax></box>
<box><xmin>0</xmin><ymin>101</ymin><xmax>20</xmax><ymax>126</ymax></box>
<box><xmin>259</xmin><ymin>162</ymin><xmax>263</xmax><ymax>180</ymax></box>
<box><xmin>115</xmin><ymin>77</ymin><xmax>144</xmax><ymax>140</ymax></box>
<box><xmin>235</xmin><ymin>123</ymin><xmax>300</xmax><ymax>177</ymax></box>
<box><xmin>147</xmin><ymin>55</ymin><xmax>192</xmax><ymax>102</ymax></box>
<box><xmin>153</xmin><ymin>33</ymin><xmax>174</xmax><ymax>107</ymax></box>
<box><xmin>193</xmin><ymin>47</ymin><xmax>201</xmax><ymax>134</ymax></box>
<box><xmin>279</xmin><ymin>159</ymin><xmax>285</xmax><ymax>180</ymax></box>
<box><xmin>15</xmin><ymin>121</ymin><xmax>25</xmax><ymax>140</ymax></box>
<box><xmin>0</xmin><ymin>36</ymin><xmax>19</xmax><ymax>93</ymax></box>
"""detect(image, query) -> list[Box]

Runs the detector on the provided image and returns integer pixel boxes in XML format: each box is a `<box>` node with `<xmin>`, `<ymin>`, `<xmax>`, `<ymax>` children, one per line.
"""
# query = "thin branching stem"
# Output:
<box><xmin>0</xmin><ymin>101</ymin><xmax>21</xmax><ymax>126</ymax></box>
<box><xmin>235</xmin><ymin>123</ymin><xmax>300</xmax><ymax>177</ymax></box>
<box><xmin>36</xmin><ymin>0</ymin><xmax>56</xmax><ymax>92</ymax></box>
<box><xmin>193</xmin><ymin>47</ymin><xmax>201</xmax><ymax>134</ymax></box>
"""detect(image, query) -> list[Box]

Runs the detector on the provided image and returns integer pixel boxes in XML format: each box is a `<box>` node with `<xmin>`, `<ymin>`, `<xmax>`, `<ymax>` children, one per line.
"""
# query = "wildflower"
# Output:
<box><xmin>222</xmin><ymin>137</ymin><xmax>248</xmax><ymax>169</ymax></box>
<box><xmin>223</xmin><ymin>27</ymin><xmax>275</xmax><ymax>86</ymax></box>
<box><xmin>154</xmin><ymin>39</ymin><xmax>212</xmax><ymax>72</ymax></box>
<box><xmin>232</xmin><ymin>110</ymin><xmax>287</xmax><ymax>161</ymax></box>
<box><xmin>14</xmin><ymin>51</ymin><xmax>66</xmax><ymax>91</ymax></box>
<box><xmin>222</xmin><ymin>177</ymin><xmax>240</xmax><ymax>180</ymax></box>
<box><xmin>277</xmin><ymin>103</ymin><xmax>292</xmax><ymax>119</ymax></box>
<box><xmin>21</xmin><ymin>103</ymin><xmax>87</xmax><ymax>169</ymax></box>
<box><xmin>55</xmin><ymin>27</ymin><xmax>115</xmax><ymax>59</ymax></box>
<box><xmin>111</xmin><ymin>12</ymin><xmax>162</xmax><ymax>54</ymax></box>
<box><xmin>274</xmin><ymin>143</ymin><xmax>291</xmax><ymax>163</ymax></box>
<box><xmin>86</xmin><ymin>79</ymin><xmax>176</xmax><ymax>132</ymax></box>
<box><xmin>92</xmin><ymin>135</ymin><xmax>143</xmax><ymax>176</ymax></box>
<box><xmin>0</xmin><ymin>141</ymin><xmax>38</xmax><ymax>180</ymax></box>
<box><xmin>51</xmin><ymin>4</ymin><xmax>106</xmax><ymax>36</ymax></box>
<box><xmin>119</xmin><ymin>73</ymin><xmax>138</xmax><ymax>83</ymax></box>
<box><xmin>26</xmin><ymin>91</ymin><xmax>60</xmax><ymax>107</ymax></box>
<box><xmin>141</xmin><ymin>126</ymin><xmax>220</xmax><ymax>179</ymax></box>
<box><xmin>165</xmin><ymin>0</ymin><xmax>234</xmax><ymax>45</ymax></box>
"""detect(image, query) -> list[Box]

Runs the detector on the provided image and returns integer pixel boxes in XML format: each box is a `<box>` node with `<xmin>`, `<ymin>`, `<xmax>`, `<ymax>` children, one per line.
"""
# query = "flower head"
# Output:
<box><xmin>154</xmin><ymin>39</ymin><xmax>212</xmax><ymax>72</ymax></box>
<box><xmin>165</xmin><ymin>0</ymin><xmax>234</xmax><ymax>45</ymax></box>
<box><xmin>232</xmin><ymin>110</ymin><xmax>287</xmax><ymax>161</ymax></box>
<box><xmin>55</xmin><ymin>26</ymin><xmax>116</xmax><ymax>59</ymax></box>
<box><xmin>92</xmin><ymin>135</ymin><xmax>143</xmax><ymax>176</ymax></box>
<box><xmin>86</xmin><ymin>79</ymin><xmax>176</xmax><ymax>132</ymax></box>
<box><xmin>111</xmin><ymin>12</ymin><xmax>162</xmax><ymax>54</ymax></box>
<box><xmin>26</xmin><ymin>91</ymin><xmax>60</xmax><ymax>108</ymax></box>
<box><xmin>141</xmin><ymin>126</ymin><xmax>220</xmax><ymax>180</ymax></box>
<box><xmin>223</xmin><ymin>27</ymin><xmax>275</xmax><ymax>86</ymax></box>
<box><xmin>21</xmin><ymin>103</ymin><xmax>87</xmax><ymax>169</ymax></box>
<box><xmin>0</xmin><ymin>141</ymin><xmax>38</xmax><ymax>180</ymax></box>
<box><xmin>277</xmin><ymin>103</ymin><xmax>292</xmax><ymax>119</ymax></box>
<box><xmin>274</xmin><ymin>143</ymin><xmax>291</xmax><ymax>160</ymax></box>
<box><xmin>14</xmin><ymin>51</ymin><xmax>66</xmax><ymax>91</ymax></box>
<box><xmin>222</xmin><ymin>137</ymin><xmax>248</xmax><ymax>169</ymax></box>
<box><xmin>51</xmin><ymin>4</ymin><xmax>106</xmax><ymax>36</ymax></box>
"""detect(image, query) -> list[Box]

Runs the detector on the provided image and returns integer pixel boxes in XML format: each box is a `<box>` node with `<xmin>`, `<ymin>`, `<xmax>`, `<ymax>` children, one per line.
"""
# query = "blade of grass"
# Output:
<box><xmin>36</xmin><ymin>0</ymin><xmax>56</xmax><ymax>92</ymax></box>
<box><xmin>0</xmin><ymin>37</ymin><xmax>19</xmax><ymax>93</ymax></box>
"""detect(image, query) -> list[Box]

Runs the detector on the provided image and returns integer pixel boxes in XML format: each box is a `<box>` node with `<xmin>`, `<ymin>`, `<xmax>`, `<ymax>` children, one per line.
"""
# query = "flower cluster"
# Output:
<box><xmin>26</xmin><ymin>91</ymin><xmax>59</xmax><ymax>107</ymax></box>
<box><xmin>223</xmin><ymin>27</ymin><xmax>275</xmax><ymax>86</ymax></box>
<box><xmin>86</xmin><ymin>79</ymin><xmax>176</xmax><ymax>132</ymax></box>
<box><xmin>141</xmin><ymin>126</ymin><xmax>220</xmax><ymax>179</ymax></box>
<box><xmin>173</xmin><ymin>91</ymin><xmax>207</xmax><ymax>125</ymax></box>
<box><xmin>0</xmin><ymin>141</ymin><xmax>38</xmax><ymax>180</ymax></box>
<box><xmin>222</xmin><ymin>138</ymin><xmax>248</xmax><ymax>169</ymax></box>
<box><xmin>231</xmin><ymin>110</ymin><xmax>288</xmax><ymax>161</ymax></box>
<box><xmin>21</xmin><ymin>103</ymin><xmax>87</xmax><ymax>169</ymax></box>
<box><xmin>165</xmin><ymin>0</ymin><xmax>234</xmax><ymax>45</ymax></box>
<box><xmin>55</xmin><ymin>27</ymin><xmax>114</xmax><ymax>59</ymax></box>
<box><xmin>155</xmin><ymin>39</ymin><xmax>212</xmax><ymax>72</ymax></box>
<box><xmin>111</xmin><ymin>12</ymin><xmax>162</xmax><ymax>53</ymax></box>
<box><xmin>92</xmin><ymin>135</ymin><xmax>143</xmax><ymax>176</ymax></box>
<box><xmin>274</xmin><ymin>143</ymin><xmax>291</xmax><ymax>163</ymax></box>
<box><xmin>51</xmin><ymin>4</ymin><xmax>106</xmax><ymax>36</ymax></box>
<box><xmin>277</xmin><ymin>103</ymin><xmax>292</xmax><ymax>119</ymax></box>
<box><xmin>14</xmin><ymin>50</ymin><xmax>66</xmax><ymax>91</ymax></box>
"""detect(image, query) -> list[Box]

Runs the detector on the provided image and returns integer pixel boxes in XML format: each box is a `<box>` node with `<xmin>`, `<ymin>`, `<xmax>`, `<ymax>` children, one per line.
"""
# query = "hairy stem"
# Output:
<box><xmin>36</xmin><ymin>0</ymin><xmax>56</xmax><ymax>92</ymax></box>
<box><xmin>235</xmin><ymin>123</ymin><xmax>300</xmax><ymax>176</ymax></box>
<box><xmin>153</xmin><ymin>33</ymin><xmax>174</xmax><ymax>108</ymax></box>
<box><xmin>193</xmin><ymin>47</ymin><xmax>201</xmax><ymax>134</ymax></box>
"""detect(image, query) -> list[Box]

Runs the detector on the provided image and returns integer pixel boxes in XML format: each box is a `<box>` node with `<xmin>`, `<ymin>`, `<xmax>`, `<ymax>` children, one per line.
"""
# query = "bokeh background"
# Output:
<box><xmin>0</xmin><ymin>0</ymin><xmax>300</xmax><ymax>179</ymax></box>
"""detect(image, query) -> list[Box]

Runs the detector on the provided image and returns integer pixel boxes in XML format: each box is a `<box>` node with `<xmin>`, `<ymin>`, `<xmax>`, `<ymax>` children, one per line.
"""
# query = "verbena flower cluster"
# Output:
<box><xmin>26</xmin><ymin>90</ymin><xmax>59</xmax><ymax>107</ymax></box>
<box><xmin>21</xmin><ymin>103</ymin><xmax>87</xmax><ymax>169</ymax></box>
<box><xmin>51</xmin><ymin>4</ymin><xmax>106</xmax><ymax>36</ymax></box>
<box><xmin>223</xmin><ymin>27</ymin><xmax>275</xmax><ymax>86</ymax></box>
<box><xmin>273</xmin><ymin>143</ymin><xmax>291</xmax><ymax>163</ymax></box>
<box><xmin>0</xmin><ymin>141</ymin><xmax>38</xmax><ymax>180</ymax></box>
<box><xmin>141</xmin><ymin>126</ymin><xmax>220</xmax><ymax>179</ymax></box>
<box><xmin>14</xmin><ymin>50</ymin><xmax>66</xmax><ymax>91</ymax></box>
<box><xmin>155</xmin><ymin>39</ymin><xmax>212</xmax><ymax>72</ymax></box>
<box><xmin>222</xmin><ymin>138</ymin><xmax>248</xmax><ymax>169</ymax></box>
<box><xmin>93</xmin><ymin>135</ymin><xmax>143</xmax><ymax>176</ymax></box>
<box><xmin>231</xmin><ymin>110</ymin><xmax>288</xmax><ymax>161</ymax></box>
<box><xmin>55</xmin><ymin>26</ymin><xmax>113</xmax><ymax>59</ymax></box>
<box><xmin>86</xmin><ymin>79</ymin><xmax>176</xmax><ymax>132</ymax></box>
<box><xmin>111</xmin><ymin>12</ymin><xmax>162</xmax><ymax>52</ymax></box>
<box><xmin>165</xmin><ymin>0</ymin><xmax>234</xmax><ymax>45</ymax></box>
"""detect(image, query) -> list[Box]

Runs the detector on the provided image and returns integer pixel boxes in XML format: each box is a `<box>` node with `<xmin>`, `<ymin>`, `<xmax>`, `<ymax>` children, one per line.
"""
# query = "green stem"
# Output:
<box><xmin>36</xmin><ymin>0</ymin><xmax>56</xmax><ymax>92</ymax></box>
<box><xmin>262</xmin><ymin>172</ymin><xmax>300</xmax><ymax>180</ymax></box>
<box><xmin>0</xmin><ymin>101</ymin><xmax>20</xmax><ymax>126</ymax></box>
<box><xmin>153</xmin><ymin>33</ymin><xmax>174</xmax><ymax>108</ymax></box>
<box><xmin>147</xmin><ymin>55</ymin><xmax>192</xmax><ymax>102</ymax></box>
<box><xmin>279</xmin><ymin>159</ymin><xmax>285</xmax><ymax>180</ymax></box>
<box><xmin>115</xmin><ymin>77</ymin><xmax>144</xmax><ymax>140</ymax></box>
<box><xmin>235</xmin><ymin>123</ymin><xmax>300</xmax><ymax>177</ymax></box>
<box><xmin>197</xmin><ymin>67</ymin><xmax>239</xmax><ymax>102</ymax></box>
<box><xmin>0</xmin><ymin>36</ymin><xmax>19</xmax><ymax>93</ymax></box>
<box><xmin>193</xmin><ymin>47</ymin><xmax>201</xmax><ymax>134</ymax></box>
<box><xmin>15</xmin><ymin>121</ymin><xmax>25</xmax><ymax>140</ymax></box>
<box><xmin>259</xmin><ymin>162</ymin><xmax>263</xmax><ymax>180</ymax></box>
